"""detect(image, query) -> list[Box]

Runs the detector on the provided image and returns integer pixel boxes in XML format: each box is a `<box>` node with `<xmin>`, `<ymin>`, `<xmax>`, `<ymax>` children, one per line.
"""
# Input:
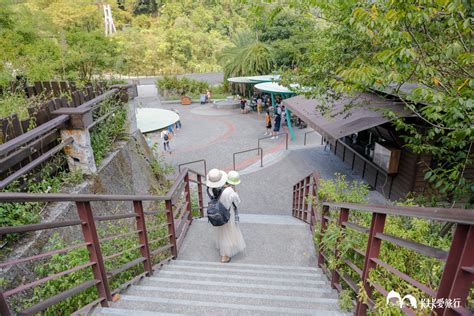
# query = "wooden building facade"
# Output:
<box><xmin>284</xmin><ymin>92</ymin><xmax>471</xmax><ymax>201</ymax></box>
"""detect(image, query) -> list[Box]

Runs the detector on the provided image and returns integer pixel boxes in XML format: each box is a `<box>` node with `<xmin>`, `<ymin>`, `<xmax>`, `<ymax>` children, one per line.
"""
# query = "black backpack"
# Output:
<box><xmin>206</xmin><ymin>188</ymin><xmax>231</xmax><ymax>226</ymax></box>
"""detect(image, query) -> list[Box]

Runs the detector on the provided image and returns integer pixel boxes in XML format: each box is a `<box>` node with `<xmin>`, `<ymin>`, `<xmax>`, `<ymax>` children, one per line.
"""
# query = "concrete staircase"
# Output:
<box><xmin>93</xmin><ymin>259</ymin><xmax>346</xmax><ymax>315</ymax></box>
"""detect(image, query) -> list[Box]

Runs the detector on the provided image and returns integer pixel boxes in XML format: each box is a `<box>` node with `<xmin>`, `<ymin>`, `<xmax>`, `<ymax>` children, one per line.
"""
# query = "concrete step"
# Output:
<box><xmin>125</xmin><ymin>285</ymin><xmax>340</xmax><ymax>310</ymax></box>
<box><xmin>153</xmin><ymin>270</ymin><xmax>326</xmax><ymax>287</ymax></box>
<box><xmin>92</xmin><ymin>307</ymin><xmax>187</xmax><ymax>316</ymax></box>
<box><xmin>161</xmin><ymin>263</ymin><xmax>324</xmax><ymax>280</ymax></box>
<box><xmin>111</xmin><ymin>294</ymin><xmax>347</xmax><ymax>316</ymax></box>
<box><xmin>139</xmin><ymin>277</ymin><xmax>335</xmax><ymax>298</ymax></box>
<box><xmin>170</xmin><ymin>259</ymin><xmax>320</xmax><ymax>272</ymax></box>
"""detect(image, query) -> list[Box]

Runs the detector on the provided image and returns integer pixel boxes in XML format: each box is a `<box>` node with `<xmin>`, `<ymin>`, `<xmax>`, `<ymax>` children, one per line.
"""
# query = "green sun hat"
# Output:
<box><xmin>227</xmin><ymin>170</ymin><xmax>241</xmax><ymax>185</ymax></box>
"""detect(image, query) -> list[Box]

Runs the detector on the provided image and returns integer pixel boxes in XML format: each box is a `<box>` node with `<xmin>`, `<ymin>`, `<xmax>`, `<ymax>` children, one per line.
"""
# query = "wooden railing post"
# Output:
<box><xmin>184</xmin><ymin>173</ymin><xmax>193</xmax><ymax>222</ymax></box>
<box><xmin>318</xmin><ymin>205</ymin><xmax>330</xmax><ymax>267</ymax></box>
<box><xmin>0</xmin><ymin>292</ymin><xmax>11</xmax><ymax>316</ymax></box>
<box><xmin>303</xmin><ymin>176</ymin><xmax>310</xmax><ymax>222</ymax></box>
<box><xmin>165</xmin><ymin>199</ymin><xmax>178</xmax><ymax>258</ymax></box>
<box><xmin>133</xmin><ymin>200</ymin><xmax>153</xmax><ymax>275</ymax></box>
<box><xmin>435</xmin><ymin>224</ymin><xmax>474</xmax><ymax>315</ymax></box>
<box><xmin>309</xmin><ymin>172</ymin><xmax>320</xmax><ymax>232</ymax></box>
<box><xmin>356</xmin><ymin>212</ymin><xmax>386</xmax><ymax>316</ymax></box>
<box><xmin>331</xmin><ymin>207</ymin><xmax>350</xmax><ymax>289</ymax></box>
<box><xmin>292</xmin><ymin>184</ymin><xmax>296</xmax><ymax>217</ymax></box>
<box><xmin>299</xmin><ymin>179</ymin><xmax>305</xmax><ymax>219</ymax></box>
<box><xmin>196</xmin><ymin>174</ymin><xmax>204</xmax><ymax>217</ymax></box>
<box><xmin>75</xmin><ymin>201</ymin><xmax>112</xmax><ymax>304</ymax></box>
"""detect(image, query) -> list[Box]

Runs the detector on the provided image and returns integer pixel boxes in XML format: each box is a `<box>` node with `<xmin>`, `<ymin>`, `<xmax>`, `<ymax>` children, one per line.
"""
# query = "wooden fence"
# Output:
<box><xmin>0</xmin><ymin>82</ymin><xmax>137</xmax><ymax>189</ymax></box>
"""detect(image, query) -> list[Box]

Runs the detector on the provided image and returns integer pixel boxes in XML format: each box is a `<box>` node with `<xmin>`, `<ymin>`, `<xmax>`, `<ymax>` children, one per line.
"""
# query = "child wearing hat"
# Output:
<box><xmin>206</xmin><ymin>169</ymin><xmax>246</xmax><ymax>263</ymax></box>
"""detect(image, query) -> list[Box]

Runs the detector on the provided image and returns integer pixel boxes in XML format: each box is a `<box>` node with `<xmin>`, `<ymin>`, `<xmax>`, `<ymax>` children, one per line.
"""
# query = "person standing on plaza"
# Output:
<box><xmin>264</xmin><ymin>108</ymin><xmax>272</xmax><ymax>135</ymax></box>
<box><xmin>206</xmin><ymin>169</ymin><xmax>246</xmax><ymax>263</ymax></box>
<box><xmin>272</xmin><ymin>102</ymin><xmax>282</xmax><ymax>139</ymax></box>
<box><xmin>160</xmin><ymin>128</ymin><xmax>171</xmax><ymax>153</ymax></box>
<box><xmin>240</xmin><ymin>97</ymin><xmax>247</xmax><ymax>114</ymax></box>
<box><xmin>172</xmin><ymin>109</ymin><xmax>181</xmax><ymax>130</ymax></box>
<box><xmin>256</xmin><ymin>97</ymin><xmax>263</xmax><ymax>116</ymax></box>
<box><xmin>206</xmin><ymin>89</ymin><xmax>212</xmax><ymax>103</ymax></box>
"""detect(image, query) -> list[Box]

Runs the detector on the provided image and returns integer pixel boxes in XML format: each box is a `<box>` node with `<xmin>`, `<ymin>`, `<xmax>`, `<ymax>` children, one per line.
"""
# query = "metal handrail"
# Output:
<box><xmin>336</xmin><ymin>140</ymin><xmax>387</xmax><ymax>175</ymax></box>
<box><xmin>0</xmin><ymin>168</ymin><xmax>206</xmax><ymax>204</ymax></box>
<box><xmin>303</xmin><ymin>130</ymin><xmax>324</xmax><ymax>145</ymax></box>
<box><xmin>291</xmin><ymin>170</ymin><xmax>474</xmax><ymax>316</ymax></box>
<box><xmin>0</xmin><ymin>167</ymin><xmax>202</xmax><ymax>315</ymax></box>
<box><xmin>233</xmin><ymin>147</ymin><xmax>263</xmax><ymax>170</ymax></box>
<box><xmin>257</xmin><ymin>132</ymin><xmax>288</xmax><ymax>150</ymax></box>
<box><xmin>323</xmin><ymin>202</ymin><xmax>474</xmax><ymax>225</ymax></box>
<box><xmin>178</xmin><ymin>159</ymin><xmax>207</xmax><ymax>176</ymax></box>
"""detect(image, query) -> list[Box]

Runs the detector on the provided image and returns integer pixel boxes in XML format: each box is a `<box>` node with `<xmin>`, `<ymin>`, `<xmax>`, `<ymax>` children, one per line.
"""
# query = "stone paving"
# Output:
<box><xmin>136</xmin><ymin>84</ymin><xmax>387</xmax><ymax>217</ymax></box>
<box><xmin>136</xmin><ymin>84</ymin><xmax>321</xmax><ymax>174</ymax></box>
<box><xmin>132</xmin><ymin>83</ymin><xmax>388</xmax><ymax>278</ymax></box>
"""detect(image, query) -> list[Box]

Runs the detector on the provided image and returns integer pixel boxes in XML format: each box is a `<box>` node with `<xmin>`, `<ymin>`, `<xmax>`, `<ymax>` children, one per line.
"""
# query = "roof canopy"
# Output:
<box><xmin>283</xmin><ymin>93</ymin><xmax>413</xmax><ymax>140</ymax></box>
<box><xmin>227</xmin><ymin>75</ymin><xmax>281</xmax><ymax>84</ymax></box>
<box><xmin>254</xmin><ymin>82</ymin><xmax>296</xmax><ymax>94</ymax></box>
<box><xmin>137</xmin><ymin>108</ymin><xmax>179</xmax><ymax>133</ymax></box>
<box><xmin>247</xmin><ymin>75</ymin><xmax>281</xmax><ymax>82</ymax></box>
<box><xmin>227</xmin><ymin>76</ymin><xmax>256</xmax><ymax>84</ymax></box>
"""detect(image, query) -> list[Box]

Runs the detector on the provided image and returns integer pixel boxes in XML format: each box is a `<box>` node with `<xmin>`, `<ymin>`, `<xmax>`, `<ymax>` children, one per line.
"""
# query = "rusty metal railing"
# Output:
<box><xmin>0</xmin><ymin>167</ymin><xmax>205</xmax><ymax>316</ymax></box>
<box><xmin>292</xmin><ymin>171</ymin><xmax>474</xmax><ymax>316</ymax></box>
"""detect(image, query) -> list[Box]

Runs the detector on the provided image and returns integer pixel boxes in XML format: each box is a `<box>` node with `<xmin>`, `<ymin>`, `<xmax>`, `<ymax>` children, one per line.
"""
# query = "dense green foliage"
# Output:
<box><xmin>90</xmin><ymin>97</ymin><xmax>128</xmax><ymax>165</ymax></box>
<box><xmin>0</xmin><ymin>165</ymin><xmax>84</xmax><ymax>247</ymax></box>
<box><xmin>156</xmin><ymin>76</ymin><xmax>210</xmax><ymax>96</ymax></box>
<box><xmin>276</xmin><ymin>0</ymin><xmax>473</xmax><ymax>203</ymax></box>
<box><xmin>20</xmin><ymin>218</ymin><xmax>170</xmax><ymax>315</ymax></box>
<box><xmin>0</xmin><ymin>0</ymin><xmax>252</xmax><ymax>83</ymax></box>
<box><xmin>219</xmin><ymin>31</ymin><xmax>275</xmax><ymax>79</ymax></box>
<box><xmin>314</xmin><ymin>174</ymin><xmax>471</xmax><ymax>314</ymax></box>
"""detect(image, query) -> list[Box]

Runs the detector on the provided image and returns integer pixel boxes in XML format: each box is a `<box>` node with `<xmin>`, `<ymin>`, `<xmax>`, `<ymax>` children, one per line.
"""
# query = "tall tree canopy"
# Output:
<box><xmin>277</xmin><ymin>0</ymin><xmax>473</xmax><ymax>203</ymax></box>
<box><xmin>219</xmin><ymin>31</ymin><xmax>275</xmax><ymax>78</ymax></box>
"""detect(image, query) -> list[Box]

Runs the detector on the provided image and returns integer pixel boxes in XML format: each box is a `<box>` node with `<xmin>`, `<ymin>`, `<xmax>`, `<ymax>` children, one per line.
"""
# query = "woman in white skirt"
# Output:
<box><xmin>206</xmin><ymin>169</ymin><xmax>246</xmax><ymax>263</ymax></box>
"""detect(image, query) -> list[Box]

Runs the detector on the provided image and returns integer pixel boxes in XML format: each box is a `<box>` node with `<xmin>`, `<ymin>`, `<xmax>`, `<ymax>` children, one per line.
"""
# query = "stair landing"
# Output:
<box><xmin>177</xmin><ymin>214</ymin><xmax>317</xmax><ymax>267</ymax></box>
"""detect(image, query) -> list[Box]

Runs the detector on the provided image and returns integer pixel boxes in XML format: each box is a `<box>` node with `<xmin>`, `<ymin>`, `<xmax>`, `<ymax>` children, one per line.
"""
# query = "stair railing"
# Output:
<box><xmin>291</xmin><ymin>171</ymin><xmax>474</xmax><ymax>316</ymax></box>
<box><xmin>233</xmin><ymin>147</ymin><xmax>263</xmax><ymax>170</ymax></box>
<box><xmin>292</xmin><ymin>171</ymin><xmax>320</xmax><ymax>231</ymax></box>
<box><xmin>0</xmin><ymin>167</ymin><xmax>205</xmax><ymax>316</ymax></box>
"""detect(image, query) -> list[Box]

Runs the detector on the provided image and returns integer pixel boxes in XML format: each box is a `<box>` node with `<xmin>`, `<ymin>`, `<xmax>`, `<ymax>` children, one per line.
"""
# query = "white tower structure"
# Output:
<box><xmin>103</xmin><ymin>4</ymin><xmax>116</xmax><ymax>36</ymax></box>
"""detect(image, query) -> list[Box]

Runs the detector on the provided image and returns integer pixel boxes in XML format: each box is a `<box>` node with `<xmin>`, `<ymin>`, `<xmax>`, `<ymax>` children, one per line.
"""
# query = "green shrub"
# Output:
<box><xmin>313</xmin><ymin>173</ymin><xmax>471</xmax><ymax>314</ymax></box>
<box><xmin>21</xmin><ymin>215</ymin><xmax>170</xmax><ymax>315</ymax></box>
<box><xmin>0</xmin><ymin>162</ymin><xmax>72</xmax><ymax>248</ymax></box>
<box><xmin>90</xmin><ymin>97</ymin><xmax>127</xmax><ymax>165</ymax></box>
<box><xmin>156</xmin><ymin>76</ymin><xmax>209</xmax><ymax>96</ymax></box>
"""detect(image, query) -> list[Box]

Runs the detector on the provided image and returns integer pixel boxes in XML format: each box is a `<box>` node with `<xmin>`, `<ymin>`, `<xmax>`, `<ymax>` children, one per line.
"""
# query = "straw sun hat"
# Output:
<box><xmin>206</xmin><ymin>169</ymin><xmax>228</xmax><ymax>188</ymax></box>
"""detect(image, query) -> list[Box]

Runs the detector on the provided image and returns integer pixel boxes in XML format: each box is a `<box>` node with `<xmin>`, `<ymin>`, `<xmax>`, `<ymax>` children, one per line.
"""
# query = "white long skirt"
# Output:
<box><xmin>216</xmin><ymin>208</ymin><xmax>246</xmax><ymax>257</ymax></box>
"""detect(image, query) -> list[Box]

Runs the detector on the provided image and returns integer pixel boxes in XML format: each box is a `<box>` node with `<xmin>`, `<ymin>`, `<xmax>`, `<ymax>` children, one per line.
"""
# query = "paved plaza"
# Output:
<box><xmin>135</xmin><ymin>82</ymin><xmax>386</xmax><ymax>269</ymax></box>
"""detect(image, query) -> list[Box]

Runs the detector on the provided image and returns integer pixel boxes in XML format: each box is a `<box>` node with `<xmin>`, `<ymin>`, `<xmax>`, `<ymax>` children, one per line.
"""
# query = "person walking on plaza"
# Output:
<box><xmin>240</xmin><ymin>97</ymin><xmax>247</xmax><ymax>114</ymax></box>
<box><xmin>206</xmin><ymin>169</ymin><xmax>246</xmax><ymax>263</ymax></box>
<box><xmin>264</xmin><ymin>108</ymin><xmax>272</xmax><ymax>135</ymax></box>
<box><xmin>272</xmin><ymin>102</ymin><xmax>282</xmax><ymax>139</ymax></box>
<box><xmin>172</xmin><ymin>109</ymin><xmax>181</xmax><ymax>130</ymax></box>
<box><xmin>160</xmin><ymin>128</ymin><xmax>171</xmax><ymax>153</ymax></box>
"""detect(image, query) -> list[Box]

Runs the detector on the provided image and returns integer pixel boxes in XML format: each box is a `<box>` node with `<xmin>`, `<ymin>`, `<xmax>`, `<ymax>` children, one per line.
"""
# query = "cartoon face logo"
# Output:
<box><xmin>387</xmin><ymin>290</ymin><xmax>417</xmax><ymax>309</ymax></box>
